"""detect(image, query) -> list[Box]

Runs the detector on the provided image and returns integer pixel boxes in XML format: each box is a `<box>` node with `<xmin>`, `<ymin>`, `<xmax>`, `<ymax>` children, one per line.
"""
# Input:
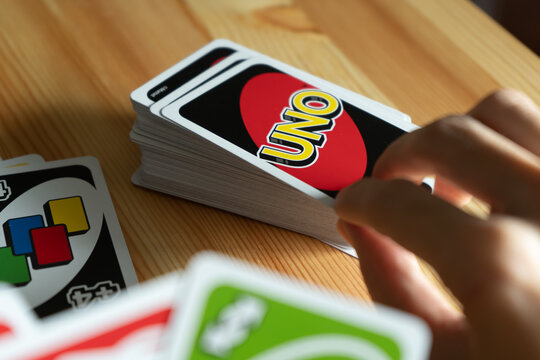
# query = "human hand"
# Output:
<box><xmin>334</xmin><ymin>89</ymin><xmax>540</xmax><ymax>359</ymax></box>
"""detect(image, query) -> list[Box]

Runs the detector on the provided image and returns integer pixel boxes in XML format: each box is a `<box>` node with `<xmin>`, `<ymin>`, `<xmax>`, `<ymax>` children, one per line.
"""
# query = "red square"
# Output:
<box><xmin>30</xmin><ymin>225</ymin><xmax>73</xmax><ymax>268</ymax></box>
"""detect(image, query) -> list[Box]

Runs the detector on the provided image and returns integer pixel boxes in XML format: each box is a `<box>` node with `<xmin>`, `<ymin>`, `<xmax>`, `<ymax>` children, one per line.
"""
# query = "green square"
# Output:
<box><xmin>0</xmin><ymin>247</ymin><xmax>30</xmax><ymax>285</ymax></box>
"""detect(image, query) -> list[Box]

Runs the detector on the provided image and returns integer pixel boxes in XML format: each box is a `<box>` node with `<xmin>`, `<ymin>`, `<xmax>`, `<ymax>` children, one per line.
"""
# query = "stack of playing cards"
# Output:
<box><xmin>130</xmin><ymin>39</ymin><xmax>418</xmax><ymax>256</ymax></box>
<box><xmin>0</xmin><ymin>154</ymin><xmax>138</xmax><ymax>318</ymax></box>
<box><xmin>0</xmin><ymin>252</ymin><xmax>431</xmax><ymax>359</ymax></box>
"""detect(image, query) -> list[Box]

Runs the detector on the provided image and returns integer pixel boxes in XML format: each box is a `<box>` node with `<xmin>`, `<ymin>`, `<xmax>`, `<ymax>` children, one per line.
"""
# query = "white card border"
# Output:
<box><xmin>131</xmin><ymin>39</ymin><xmax>255</xmax><ymax>108</ymax></box>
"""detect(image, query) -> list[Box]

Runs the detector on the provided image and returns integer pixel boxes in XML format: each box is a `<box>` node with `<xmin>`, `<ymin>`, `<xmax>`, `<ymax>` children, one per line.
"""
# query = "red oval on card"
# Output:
<box><xmin>239</xmin><ymin>73</ymin><xmax>367</xmax><ymax>191</ymax></box>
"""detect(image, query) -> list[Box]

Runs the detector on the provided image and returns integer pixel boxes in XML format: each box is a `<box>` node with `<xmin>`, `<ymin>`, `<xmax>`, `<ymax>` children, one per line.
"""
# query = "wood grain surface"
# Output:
<box><xmin>0</xmin><ymin>0</ymin><xmax>539</xmax><ymax>302</ymax></box>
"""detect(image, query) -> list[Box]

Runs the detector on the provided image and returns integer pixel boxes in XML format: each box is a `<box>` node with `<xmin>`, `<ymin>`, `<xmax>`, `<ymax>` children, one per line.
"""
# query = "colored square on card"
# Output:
<box><xmin>30</xmin><ymin>225</ymin><xmax>73</xmax><ymax>268</ymax></box>
<box><xmin>0</xmin><ymin>247</ymin><xmax>31</xmax><ymax>285</ymax></box>
<box><xmin>3</xmin><ymin>215</ymin><xmax>44</xmax><ymax>255</ymax></box>
<box><xmin>44</xmin><ymin>196</ymin><xmax>89</xmax><ymax>235</ymax></box>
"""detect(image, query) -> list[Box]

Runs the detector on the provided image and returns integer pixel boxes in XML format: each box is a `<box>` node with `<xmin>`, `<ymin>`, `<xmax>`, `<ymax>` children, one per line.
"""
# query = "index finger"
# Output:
<box><xmin>371</xmin><ymin>115</ymin><xmax>540</xmax><ymax>219</ymax></box>
<box><xmin>334</xmin><ymin>177</ymin><xmax>486</xmax><ymax>303</ymax></box>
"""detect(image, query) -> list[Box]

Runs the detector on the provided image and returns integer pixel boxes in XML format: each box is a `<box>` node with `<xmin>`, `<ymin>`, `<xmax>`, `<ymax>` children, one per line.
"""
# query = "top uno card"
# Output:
<box><xmin>167</xmin><ymin>253</ymin><xmax>431</xmax><ymax>360</ymax></box>
<box><xmin>131</xmin><ymin>39</ymin><xmax>254</xmax><ymax>109</ymax></box>
<box><xmin>162</xmin><ymin>57</ymin><xmax>417</xmax><ymax>206</ymax></box>
<box><xmin>0</xmin><ymin>157</ymin><xmax>137</xmax><ymax>317</ymax></box>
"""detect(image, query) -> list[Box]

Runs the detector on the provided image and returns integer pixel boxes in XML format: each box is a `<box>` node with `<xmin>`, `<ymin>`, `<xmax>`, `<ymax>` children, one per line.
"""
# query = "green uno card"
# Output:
<box><xmin>167</xmin><ymin>253</ymin><xmax>431</xmax><ymax>360</ymax></box>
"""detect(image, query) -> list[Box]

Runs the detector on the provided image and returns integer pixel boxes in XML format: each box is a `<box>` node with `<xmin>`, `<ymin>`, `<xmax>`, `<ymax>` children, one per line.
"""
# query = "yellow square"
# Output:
<box><xmin>46</xmin><ymin>196</ymin><xmax>89</xmax><ymax>235</ymax></box>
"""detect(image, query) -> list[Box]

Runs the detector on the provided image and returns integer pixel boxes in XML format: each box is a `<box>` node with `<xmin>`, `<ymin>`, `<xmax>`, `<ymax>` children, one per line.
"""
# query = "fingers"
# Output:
<box><xmin>469</xmin><ymin>89</ymin><xmax>540</xmax><ymax>157</ymax></box>
<box><xmin>372</xmin><ymin>115</ymin><xmax>540</xmax><ymax>218</ymax></box>
<box><xmin>334</xmin><ymin>178</ymin><xmax>483</xmax><ymax>299</ymax></box>
<box><xmin>336</xmin><ymin>90</ymin><xmax>540</xmax><ymax>359</ymax></box>
<box><xmin>337</xmin><ymin>220</ymin><xmax>461</xmax><ymax>320</ymax></box>
<box><xmin>337</xmin><ymin>220</ymin><xmax>470</xmax><ymax>359</ymax></box>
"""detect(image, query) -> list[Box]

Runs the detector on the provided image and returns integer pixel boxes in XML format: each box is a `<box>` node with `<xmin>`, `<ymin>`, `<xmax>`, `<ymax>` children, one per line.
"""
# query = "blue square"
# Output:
<box><xmin>4</xmin><ymin>215</ymin><xmax>44</xmax><ymax>255</ymax></box>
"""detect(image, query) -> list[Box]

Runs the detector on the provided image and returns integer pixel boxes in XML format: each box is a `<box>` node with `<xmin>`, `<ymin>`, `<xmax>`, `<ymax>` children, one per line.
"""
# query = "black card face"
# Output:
<box><xmin>178</xmin><ymin>63</ymin><xmax>406</xmax><ymax>198</ymax></box>
<box><xmin>147</xmin><ymin>47</ymin><xmax>236</xmax><ymax>102</ymax></box>
<box><xmin>0</xmin><ymin>160</ymin><xmax>135</xmax><ymax>318</ymax></box>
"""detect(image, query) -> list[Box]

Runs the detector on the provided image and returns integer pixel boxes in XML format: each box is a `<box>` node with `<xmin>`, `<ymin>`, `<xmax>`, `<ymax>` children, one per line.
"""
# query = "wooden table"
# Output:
<box><xmin>1</xmin><ymin>0</ymin><xmax>539</xmax><ymax>301</ymax></box>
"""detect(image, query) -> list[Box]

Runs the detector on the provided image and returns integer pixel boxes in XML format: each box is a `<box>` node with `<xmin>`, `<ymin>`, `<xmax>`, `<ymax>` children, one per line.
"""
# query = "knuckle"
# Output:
<box><xmin>426</xmin><ymin>115</ymin><xmax>482</xmax><ymax>143</ymax></box>
<box><xmin>471</xmin><ymin>218</ymin><xmax>521</xmax><ymax>260</ymax></box>
<box><xmin>468</xmin><ymin>217</ymin><xmax>538</xmax><ymax>281</ymax></box>
<box><xmin>458</xmin><ymin>222</ymin><xmax>512</xmax><ymax>303</ymax></box>
<box><xmin>481</xmin><ymin>220</ymin><xmax>514</xmax><ymax>251</ymax></box>
<box><xmin>484</xmin><ymin>88</ymin><xmax>531</xmax><ymax>109</ymax></box>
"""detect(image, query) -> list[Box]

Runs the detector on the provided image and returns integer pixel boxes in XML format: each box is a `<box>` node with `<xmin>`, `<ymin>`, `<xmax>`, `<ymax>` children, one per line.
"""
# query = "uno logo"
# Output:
<box><xmin>240</xmin><ymin>73</ymin><xmax>368</xmax><ymax>191</ymax></box>
<box><xmin>257</xmin><ymin>89</ymin><xmax>341</xmax><ymax>168</ymax></box>
<box><xmin>0</xmin><ymin>196</ymin><xmax>89</xmax><ymax>286</ymax></box>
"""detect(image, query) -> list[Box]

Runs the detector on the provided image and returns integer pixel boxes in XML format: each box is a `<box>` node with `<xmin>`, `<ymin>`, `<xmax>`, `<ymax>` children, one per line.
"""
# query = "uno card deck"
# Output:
<box><xmin>167</xmin><ymin>253</ymin><xmax>431</xmax><ymax>360</ymax></box>
<box><xmin>129</xmin><ymin>39</ymin><xmax>417</xmax><ymax>256</ymax></box>
<box><xmin>0</xmin><ymin>156</ymin><xmax>137</xmax><ymax>317</ymax></box>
